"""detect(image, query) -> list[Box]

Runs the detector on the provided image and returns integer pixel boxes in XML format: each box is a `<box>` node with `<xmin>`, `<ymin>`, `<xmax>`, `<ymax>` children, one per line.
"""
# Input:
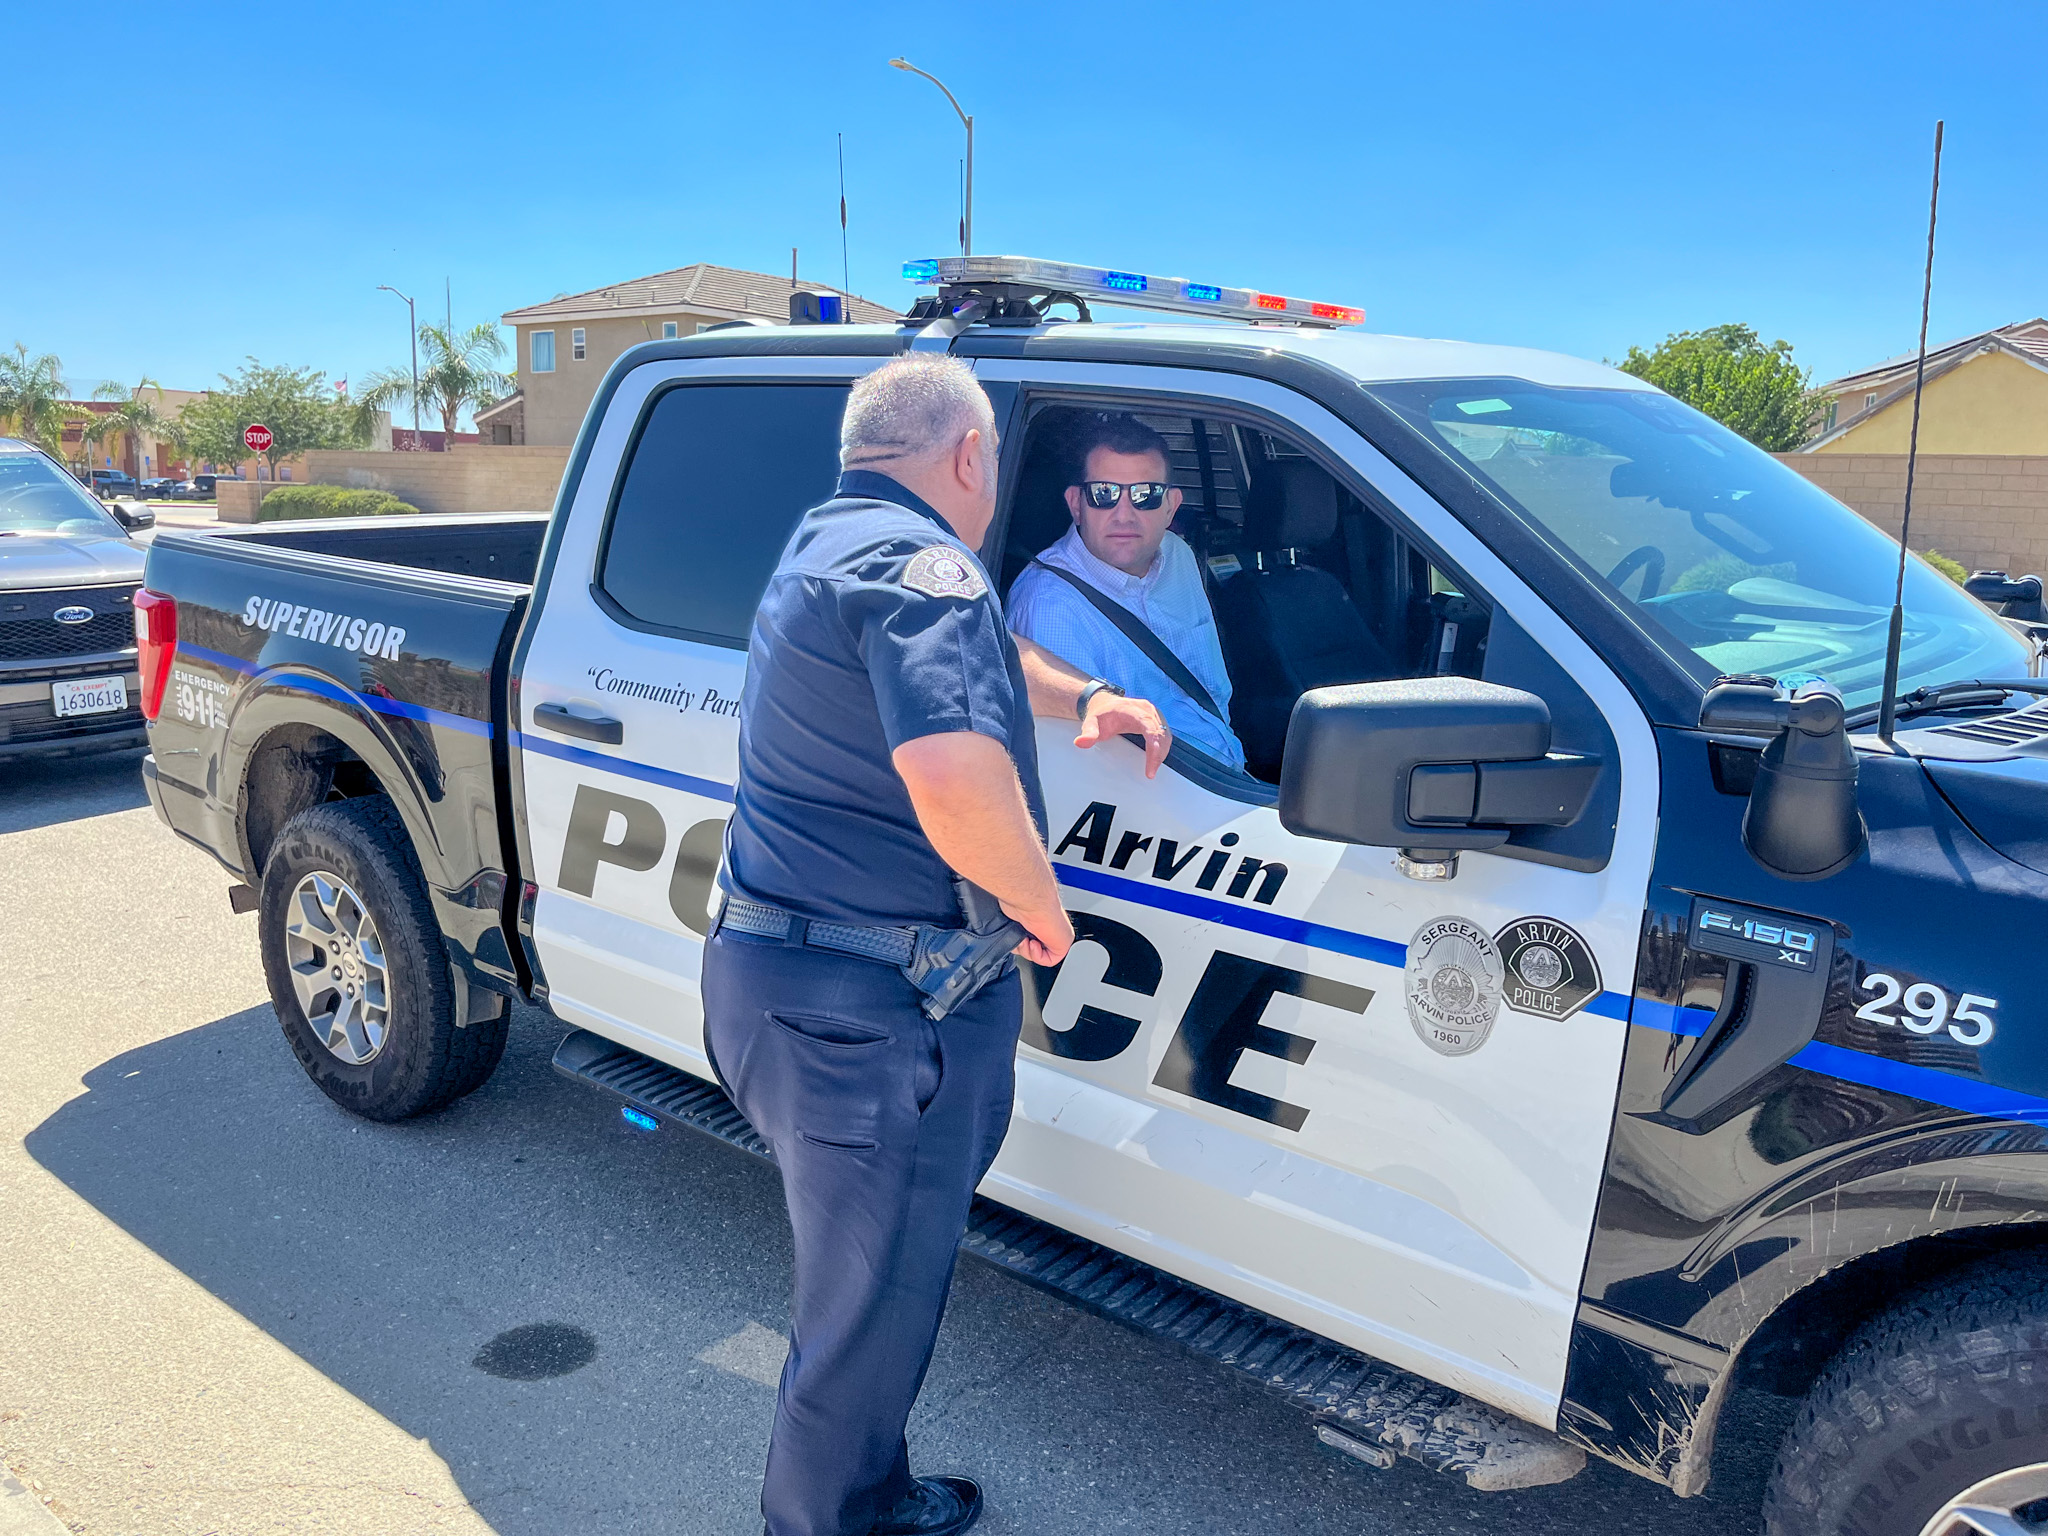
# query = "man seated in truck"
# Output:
<box><xmin>1007</xmin><ymin>413</ymin><xmax>1248</xmax><ymax>770</ymax></box>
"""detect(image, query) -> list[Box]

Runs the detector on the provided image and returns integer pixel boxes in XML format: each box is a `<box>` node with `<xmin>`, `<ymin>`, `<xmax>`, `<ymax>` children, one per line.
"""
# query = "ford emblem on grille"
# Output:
<box><xmin>53</xmin><ymin>606</ymin><xmax>95</xmax><ymax>624</ymax></box>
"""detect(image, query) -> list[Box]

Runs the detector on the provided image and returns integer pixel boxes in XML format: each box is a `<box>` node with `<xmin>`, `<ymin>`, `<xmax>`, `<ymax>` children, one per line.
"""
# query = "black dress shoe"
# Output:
<box><xmin>871</xmin><ymin>1475</ymin><xmax>983</xmax><ymax>1536</ymax></box>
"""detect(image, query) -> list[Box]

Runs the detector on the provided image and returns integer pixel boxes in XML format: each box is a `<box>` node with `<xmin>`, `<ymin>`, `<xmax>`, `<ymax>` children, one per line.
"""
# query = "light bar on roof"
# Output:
<box><xmin>902</xmin><ymin>255</ymin><xmax>1365</xmax><ymax>328</ymax></box>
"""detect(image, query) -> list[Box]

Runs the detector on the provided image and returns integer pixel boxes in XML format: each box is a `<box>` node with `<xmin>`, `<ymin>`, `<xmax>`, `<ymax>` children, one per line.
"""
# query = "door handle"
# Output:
<box><xmin>534</xmin><ymin>702</ymin><xmax>623</xmax><ymax>745</ymax></box>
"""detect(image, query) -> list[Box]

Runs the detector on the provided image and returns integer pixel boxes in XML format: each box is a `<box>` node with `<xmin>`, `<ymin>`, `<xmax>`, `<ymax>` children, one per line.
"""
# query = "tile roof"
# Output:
<box><xmin>1821</xmin><ymin>318</ymin><xmax>2048</xmax><ymax>391</ymax></box>
<box><xmin>502</xmin><ymin>262</ymin><xmax>900</xmax><ymax>326</ymax></box>
<box><xmin>1801</xmin><ymin>318</ymin><xmax>2048</xmax><ymax>451</ymax></box>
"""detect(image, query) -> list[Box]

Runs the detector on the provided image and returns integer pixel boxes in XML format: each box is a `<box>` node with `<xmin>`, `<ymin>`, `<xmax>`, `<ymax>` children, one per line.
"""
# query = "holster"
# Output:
<box><xmin>901</xmin><ymin>880</ymin><xmax>1025</xmax><ymax>1021</ymax></box>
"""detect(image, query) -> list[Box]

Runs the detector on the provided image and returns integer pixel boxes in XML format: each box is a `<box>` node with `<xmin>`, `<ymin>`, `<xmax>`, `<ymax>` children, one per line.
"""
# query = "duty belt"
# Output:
<box><xmin>714</xmin><ymin>892</ymin><xmax>1026</xmax><ymax>1021</ymax></box>
<box><xmin>717</xmin><ymin>896</ymin><xmax>918</xmax><ymax>966</ymax></box>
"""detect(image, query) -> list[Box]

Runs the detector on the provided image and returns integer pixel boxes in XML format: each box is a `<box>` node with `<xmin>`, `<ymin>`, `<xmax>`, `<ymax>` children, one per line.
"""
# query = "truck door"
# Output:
<box><xmin>510</xmin><ymin>361</ymin><xmax>862</xmax><ymax>1071</ymax></box>
<box><xmin>972</xmin><ymin>360</ymin><xmax>1659</xmax><ymax>1428</ymax></box>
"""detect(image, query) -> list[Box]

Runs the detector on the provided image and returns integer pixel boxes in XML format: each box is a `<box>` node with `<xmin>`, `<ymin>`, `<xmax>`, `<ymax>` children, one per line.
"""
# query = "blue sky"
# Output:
<box><xmin>6</xmin><ymin>0</ymin><xmax>2042</xmax><ymax>415</ymax></box>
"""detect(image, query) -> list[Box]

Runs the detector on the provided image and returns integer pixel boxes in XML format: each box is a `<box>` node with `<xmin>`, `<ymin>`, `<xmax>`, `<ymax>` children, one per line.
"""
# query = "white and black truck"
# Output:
<box><xmin>138</xmin><ymin>255</ymin><xmax>2048</xmax><ymax>1535</ymax></box>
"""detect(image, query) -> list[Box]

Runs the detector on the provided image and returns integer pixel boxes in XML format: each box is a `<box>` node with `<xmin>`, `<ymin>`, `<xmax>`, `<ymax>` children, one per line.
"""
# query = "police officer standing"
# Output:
<box><xmin>702</xmin><ymin>355</ymin><xmax>1169</xmax><ymax>1536</ymax></box>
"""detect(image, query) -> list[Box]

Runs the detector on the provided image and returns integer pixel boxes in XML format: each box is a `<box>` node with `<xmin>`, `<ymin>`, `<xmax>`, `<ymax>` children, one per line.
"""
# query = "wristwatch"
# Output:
<box><xmin>1075</xmin><ymin>677</ymin><xmax>1126</xmax><ymax>721</ymax></box>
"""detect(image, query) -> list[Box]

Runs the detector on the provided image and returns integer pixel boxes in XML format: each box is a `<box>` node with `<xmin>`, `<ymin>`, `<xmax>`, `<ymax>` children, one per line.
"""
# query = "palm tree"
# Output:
<box><xmin>360</xmin><ymin>322</ymin><xmax>511</xmax><ymax>442</ymax></box>
<box><xmin>0</xmin><ymin>344</ymin><xmax>81</xmax><ymax>456</ymax></box>
<box><xmin>76</xmin><ymin>378</ymin><xmax>168</xmax><ymax>476</ymax></box>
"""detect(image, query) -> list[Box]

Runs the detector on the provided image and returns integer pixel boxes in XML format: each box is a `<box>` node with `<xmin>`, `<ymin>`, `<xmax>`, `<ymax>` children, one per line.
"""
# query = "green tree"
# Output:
<box><xmin>174</xmin><ymin>359</ymin><xmax>369</xmax><ymax>474</ymax></box>
<box><xmin>360</xmin><ymin>321</ymin><xmax>512</xmax><ymax>440</ymax></box>
<box><xmin>0</xmin><ymin>344</ymin><xmax>83</xmax><ymax>456</ymax></box>
<box><xmin>1618</xmin><ymin>324</ymin><xmax>1828</xmax><ymax>452</ymax></box>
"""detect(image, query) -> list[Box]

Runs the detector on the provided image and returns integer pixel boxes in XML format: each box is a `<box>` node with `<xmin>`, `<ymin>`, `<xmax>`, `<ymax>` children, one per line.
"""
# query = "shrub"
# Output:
<box><xmin>1919</xmin><ymin>549</ymin><xmax>1968</xmax><ymax>585</ymax></box>
<box><xmin>257</xmin><ymin>484</ymin><xmax>421</xmax><ymax>521</ymax></box>
<box><xmin>1671</xmin><ymin>555</ymin><xmax>1798</xmax><ymax>594</ymax></box>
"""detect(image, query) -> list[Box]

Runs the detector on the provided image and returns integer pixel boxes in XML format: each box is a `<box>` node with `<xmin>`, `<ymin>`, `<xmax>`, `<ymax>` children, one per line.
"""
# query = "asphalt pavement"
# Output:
<box><xmin>0</xmin><ymin>751</ymin><xmax>1791</xmax><ymax>1534</ymax></box>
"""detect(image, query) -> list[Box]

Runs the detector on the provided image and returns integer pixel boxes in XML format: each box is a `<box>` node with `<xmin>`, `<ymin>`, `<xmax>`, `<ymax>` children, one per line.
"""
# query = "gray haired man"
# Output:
<box><xmin>702</xmin><ymin>356</ymin><xmax>1164</xmax><ymax>1536</ymax></box>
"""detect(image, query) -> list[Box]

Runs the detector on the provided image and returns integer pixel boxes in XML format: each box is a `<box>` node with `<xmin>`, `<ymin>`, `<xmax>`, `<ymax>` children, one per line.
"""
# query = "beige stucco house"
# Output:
<box><xmin>496</xmin><ymin>263</ymin><xmax>899</xmax><ymax>446</ymax></box>
<box><xmin>1804</xmin><ymin>318</ymin><xmax>2048</xmax><ymax>455</ymax></box>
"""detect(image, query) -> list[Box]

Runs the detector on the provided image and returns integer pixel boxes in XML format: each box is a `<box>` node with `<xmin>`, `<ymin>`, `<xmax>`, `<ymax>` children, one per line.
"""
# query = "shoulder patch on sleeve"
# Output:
<box><xmin>901</xmin><ymin>545</ymin><xmax>988</xmax><ymax>600</ymax></box>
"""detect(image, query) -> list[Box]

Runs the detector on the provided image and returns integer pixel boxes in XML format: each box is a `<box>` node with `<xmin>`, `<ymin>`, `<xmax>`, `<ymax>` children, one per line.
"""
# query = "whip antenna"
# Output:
<box><xmin>838</xmin><ymin>132</ymin><xmax>850</xmax><ymax>296</ymax></box>
<box><xmin>1876</xmin><ymin>119</ymin><xmax>1944</xmax><ymax>742</ymax></box>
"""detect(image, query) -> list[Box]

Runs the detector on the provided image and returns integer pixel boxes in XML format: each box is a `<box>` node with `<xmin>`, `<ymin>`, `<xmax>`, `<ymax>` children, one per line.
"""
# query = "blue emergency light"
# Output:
<box><xmin>620</xmin><ymin>1106</ymin><xmax>659</xmax><ymax>1132</ymax></box>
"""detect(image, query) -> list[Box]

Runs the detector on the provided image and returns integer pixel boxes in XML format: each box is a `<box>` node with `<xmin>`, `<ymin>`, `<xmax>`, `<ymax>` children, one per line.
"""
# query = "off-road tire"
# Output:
<box><xmin>259</xmin><ymin>797</ymin><xmax>509</xmax><ymax>1120</ymax></box>
<box><xmin>1763</xmin><ymin>1252</ymin><xmax>2048</xmax><ymax>1535</ymax></box>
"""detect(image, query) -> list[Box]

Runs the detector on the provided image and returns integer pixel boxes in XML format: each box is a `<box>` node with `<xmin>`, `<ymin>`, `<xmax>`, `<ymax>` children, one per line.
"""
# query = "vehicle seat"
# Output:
<box><xmin>1213</xmin><ymin>461</ymin><xmax>1399</xmax><ymax>778</ymax></box>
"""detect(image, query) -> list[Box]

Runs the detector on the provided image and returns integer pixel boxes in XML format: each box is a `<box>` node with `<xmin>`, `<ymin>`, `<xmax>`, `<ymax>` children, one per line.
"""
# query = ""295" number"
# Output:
<box><xmin>1855</xmin><ymin>974</ymin><xmax>1998</xmax><ymax>1046</ymax></box>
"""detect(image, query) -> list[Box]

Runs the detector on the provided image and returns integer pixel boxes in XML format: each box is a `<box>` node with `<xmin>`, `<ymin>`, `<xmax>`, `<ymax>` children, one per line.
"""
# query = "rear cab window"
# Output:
<box><xmin>596</xmin><ymin>383</ymin><xmax>850</xmax><ymax>648</ymax></box>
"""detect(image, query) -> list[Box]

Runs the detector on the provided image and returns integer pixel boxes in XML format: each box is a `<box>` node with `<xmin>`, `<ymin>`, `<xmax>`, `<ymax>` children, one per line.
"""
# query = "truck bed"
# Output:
<box><xmin>217</xmin><ymin>511</ymin><xmax>550</xmax><ymax>587</ymax></box>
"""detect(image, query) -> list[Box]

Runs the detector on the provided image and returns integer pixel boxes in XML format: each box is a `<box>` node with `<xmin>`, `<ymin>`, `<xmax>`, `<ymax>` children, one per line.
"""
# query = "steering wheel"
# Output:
<box><xmin>1607</xmin><ymin>544</ymin><xmax>1666</xmax><ymax>600</ymax></box>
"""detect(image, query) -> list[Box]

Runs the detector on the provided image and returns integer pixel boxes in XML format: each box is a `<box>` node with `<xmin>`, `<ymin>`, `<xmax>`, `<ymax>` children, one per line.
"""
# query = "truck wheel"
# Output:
<box><xmin>1763</xmin><ymin>1253</ymin><xmax>2048</xmax><ymax>1536</ymax></box>
<box><xmin>258</xmin><ymin>797</ymin><xmax>508</xmax><ymax>1121</ymax></box>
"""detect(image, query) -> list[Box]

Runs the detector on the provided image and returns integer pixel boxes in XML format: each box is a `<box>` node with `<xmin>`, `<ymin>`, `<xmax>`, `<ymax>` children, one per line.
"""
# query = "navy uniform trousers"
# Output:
<box><xmin>701</xmin><ymin>927</ymin><xmax>1022</xmax><ymax>1536</ymax></box>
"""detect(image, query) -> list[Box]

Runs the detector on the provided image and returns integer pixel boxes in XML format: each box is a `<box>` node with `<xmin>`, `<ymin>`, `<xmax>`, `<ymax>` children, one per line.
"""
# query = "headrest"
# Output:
<box><xmin>1243</xmin><ymin>461</ymin><xmax>1340</xmax><ymax>550</ymax></box>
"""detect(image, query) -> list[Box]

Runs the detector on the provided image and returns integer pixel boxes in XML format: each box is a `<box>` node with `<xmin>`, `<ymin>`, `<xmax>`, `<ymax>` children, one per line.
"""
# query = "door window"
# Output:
<box><xmin>999</xmin><ymin>400</ymin><xmax>1492</xmax><ymax>785</ymax></box>
<box><xmin>596</xmin><ymin>383</ymin><xmax>849</xmax><ymax>648</ymax></box>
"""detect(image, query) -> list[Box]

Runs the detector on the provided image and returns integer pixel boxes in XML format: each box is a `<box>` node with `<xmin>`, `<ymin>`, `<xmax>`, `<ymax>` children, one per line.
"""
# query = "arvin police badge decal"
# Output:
<box><xmin>1404</xmin><ymin>916</ymin><xmax>1505</xmax><ymax>1057</ymax></box>
<box><xmin>901</xmin><ymin>546</ymin><xmax>987</xmax><ymax>600</ymax></box>
<box><xmin>1494</xmin><ymin>917</ymin><xmax>1602</xmax><ymax>1021</ymax></box>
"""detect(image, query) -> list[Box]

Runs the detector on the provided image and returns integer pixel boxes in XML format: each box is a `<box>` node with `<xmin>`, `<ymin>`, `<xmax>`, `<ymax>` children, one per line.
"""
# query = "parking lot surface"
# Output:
<box><xmin>0</xmin><ymin>752</ymin><xmax>1791</xmax><ymax>1533</ymax></box>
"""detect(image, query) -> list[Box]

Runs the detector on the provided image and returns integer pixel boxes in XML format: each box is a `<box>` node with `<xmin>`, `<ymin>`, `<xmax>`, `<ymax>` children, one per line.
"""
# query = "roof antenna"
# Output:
<box><xmin>1876</xmin><ymin>119</ymin><xmax>1944</xmax><ymax>743</ymax></box>
<box><xmin>838</xmin><ymin>132</ymin><xmax>851</xmax><ymax>296</ymax></box>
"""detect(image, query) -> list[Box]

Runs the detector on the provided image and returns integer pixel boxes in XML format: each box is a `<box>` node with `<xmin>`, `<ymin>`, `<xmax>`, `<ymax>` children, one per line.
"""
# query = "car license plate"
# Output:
<box><xmin>51</xmin><ymin>676</ymin><xmax>127</xmax><ymax>717</ymax></box>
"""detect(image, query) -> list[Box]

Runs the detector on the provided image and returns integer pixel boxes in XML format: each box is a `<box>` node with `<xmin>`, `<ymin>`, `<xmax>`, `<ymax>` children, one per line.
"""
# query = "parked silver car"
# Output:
<box><xmin>0</xmin><ymin>438</ymin><xmax>154</xmax><ymax>759</ymax></box>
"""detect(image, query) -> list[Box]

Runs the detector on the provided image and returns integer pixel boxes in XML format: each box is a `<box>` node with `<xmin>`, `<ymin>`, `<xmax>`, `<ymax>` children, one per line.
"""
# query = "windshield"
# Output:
<box><xmin>0</xmin><ymin>452</ymin><xmax>123</xmax><ymax>536</ymax></box>
<box><xmin>1362</xmin><ymin>378</ymin><xmax>2028</xmax><ymax>711</ymax></box>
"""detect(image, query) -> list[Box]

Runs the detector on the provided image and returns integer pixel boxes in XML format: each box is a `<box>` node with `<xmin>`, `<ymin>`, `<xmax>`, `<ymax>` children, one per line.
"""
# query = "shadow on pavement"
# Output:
<box><xmin>27</xmin><ymin>1003</ymin><xmax>1784</xmax><ymax>1536</ymax></box>
<box><xmin>0</xmin><ymin>749</ymin><xmax>148</xmax><ymax>834</ymax></box>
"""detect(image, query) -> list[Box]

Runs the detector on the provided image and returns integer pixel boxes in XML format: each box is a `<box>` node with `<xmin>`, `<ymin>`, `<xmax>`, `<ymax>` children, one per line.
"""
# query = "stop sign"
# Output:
<box><xmin>244</xmin><ymin>423</ymin><xmax>274</xmax><ymax>453</ymax></box>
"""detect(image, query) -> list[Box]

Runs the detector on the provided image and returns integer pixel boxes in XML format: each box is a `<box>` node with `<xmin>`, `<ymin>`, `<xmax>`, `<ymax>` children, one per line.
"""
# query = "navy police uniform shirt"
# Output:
<box><xmin>726</xmin><ymin>469</ymin><xmax>1047</xmax><ymax>928</ymax></box>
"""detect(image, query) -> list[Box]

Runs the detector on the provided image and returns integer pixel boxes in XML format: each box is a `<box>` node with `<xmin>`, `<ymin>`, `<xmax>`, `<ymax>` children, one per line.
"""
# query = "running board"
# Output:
<box><xmin>551</xmin><ymin>1029</ymin><xmax>1585</xmax><ymax>1492</ymax></box>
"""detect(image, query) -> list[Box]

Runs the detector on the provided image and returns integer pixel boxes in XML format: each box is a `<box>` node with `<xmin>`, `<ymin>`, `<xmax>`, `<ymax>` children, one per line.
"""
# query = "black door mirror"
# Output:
<box><xmin>1278</xmin><ymin>677</ymin><xmax>1602</xmax><ymax>879</ymax></box>
<box><xmin>1698</xmin><ymin>677</ymin><xmax>1864</xmax><ymax>880</ymax></box>
<box><xmin>109</xmin><ymin>498</ymin><xmax>155</xmax><ymax>531</ymax></box>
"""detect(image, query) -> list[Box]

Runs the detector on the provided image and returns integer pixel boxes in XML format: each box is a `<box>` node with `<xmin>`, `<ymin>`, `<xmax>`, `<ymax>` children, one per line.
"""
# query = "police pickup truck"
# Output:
<box><xmin>138</xmin><ymin>255</ymin><xmax>2048</xmax><ymax>1535</ymax></box>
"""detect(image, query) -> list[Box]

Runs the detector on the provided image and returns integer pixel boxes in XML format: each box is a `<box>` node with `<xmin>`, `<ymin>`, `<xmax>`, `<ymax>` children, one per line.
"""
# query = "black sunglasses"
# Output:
<box><xmin>1080</xmin><ymin>480</ymin><xmax>1171</xmax><ymax>512</ymax></box>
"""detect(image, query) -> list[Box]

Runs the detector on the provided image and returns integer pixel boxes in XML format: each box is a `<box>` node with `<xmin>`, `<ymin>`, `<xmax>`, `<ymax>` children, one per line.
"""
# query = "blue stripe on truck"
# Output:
<box><xmin>181</xmin><ymin>642</ymin><xmax>493</xmax><ymax>738</ymax></box>
<box><xmin>510</xmin><ymin>730</ymin><xmax>736</xmax><ymax>804</ymax></box>
<box><xmin>1631</xmin><ymin>996</ymin><xmax>2048</xmax><ymax>1126</ymax></box>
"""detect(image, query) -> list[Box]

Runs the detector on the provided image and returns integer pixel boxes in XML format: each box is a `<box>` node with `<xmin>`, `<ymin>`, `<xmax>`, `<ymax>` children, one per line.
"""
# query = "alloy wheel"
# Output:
<box><xmin>1918</xmin><ymin>1463</ymin><xmax>2048</xmax><ymax>1536</ymax></box>
<box><xmin>283</xmin><ymin>870</ymin><xmax>392</xmax><ymax>1065</ymax></box>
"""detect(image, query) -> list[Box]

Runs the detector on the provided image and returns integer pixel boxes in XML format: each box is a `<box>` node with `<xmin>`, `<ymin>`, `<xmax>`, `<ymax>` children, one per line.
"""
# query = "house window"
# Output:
<box><xmin>1825</xmin><ymin>402</ymin><xmax>1838</xmax><ymax>431</ymax></box>
<box><xmin>1865</xmin><ymin>393</ymin><xmax>1877</xmax><ymax>410</ymax></box>
<box><xmin>662</xmin><ymin>321</ymin><xmax>679</xmax><ymax>340</ymax></box>
<box><xmin>531</xmin><ymin>330</ymin><xmax>556</xmax><ymax>373</ymax></box>
<box><xmin>695</xmin><ymin>323</ymin><xmax>718</xmax><ymax>334</ymax></box>
<box><xmin>571</xmin><ymin>327</ymin><xmax>586</xmax><ymax>361</ymax></box>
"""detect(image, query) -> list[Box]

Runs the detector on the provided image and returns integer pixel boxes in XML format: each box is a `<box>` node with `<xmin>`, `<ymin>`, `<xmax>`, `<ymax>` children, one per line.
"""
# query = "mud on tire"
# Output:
<box><xmin>1764</xmin><ymin>1251</ymin><xmax>2048</xmax><ymax>1536</ymax></box>
<box><xmin>258</xmin><ymin>797</ymin><xmax>509</xmax><ymax>1121</ymax></box>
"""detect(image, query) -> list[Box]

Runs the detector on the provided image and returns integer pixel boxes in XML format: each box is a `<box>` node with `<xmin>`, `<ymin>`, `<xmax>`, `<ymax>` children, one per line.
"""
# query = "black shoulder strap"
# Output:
<box><xmin>1028</xmin><ymin>560</ymin><xmax>1226</xmax><ymax>722</ymax></box>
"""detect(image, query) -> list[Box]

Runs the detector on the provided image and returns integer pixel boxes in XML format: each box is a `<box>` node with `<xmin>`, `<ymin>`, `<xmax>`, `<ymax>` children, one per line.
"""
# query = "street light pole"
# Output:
<box><xmin>888</xmin><ymin>58</ymin><xmax>972</xmax><ymax>256</ymax></box>
<box><xmin>376</xmin><ymin>285</ymin><xmax>420</xmax><ymax>441</ymax></box>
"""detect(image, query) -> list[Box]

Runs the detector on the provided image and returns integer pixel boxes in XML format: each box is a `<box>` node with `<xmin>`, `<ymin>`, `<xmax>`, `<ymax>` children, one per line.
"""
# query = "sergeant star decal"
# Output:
<box><xmin>901</xmin><ymin>546</ymin><xmax>986</xmax><ymax>599</ymax></box>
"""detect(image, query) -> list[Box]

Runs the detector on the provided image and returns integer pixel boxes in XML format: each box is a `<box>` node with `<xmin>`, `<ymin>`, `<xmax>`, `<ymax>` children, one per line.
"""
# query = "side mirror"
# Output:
<box><xmin>1965</xmin><ymin>569</ymin><xmax>2047</xmax><ymax>624</ymax></box>
<box><xmin>1699</xmin><ymin>676</ymin><xmax>1864</xmax><ymax>880</ymax></box>
<box><xmin>110</xmin><ymin>498</ymin><xmax>155</xmax><ymax>531</ymax></box>
<box><xmin>1278</xmin><ymin>677</ymin><xmax>1602</xmax><ymax>880</ymax></box>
